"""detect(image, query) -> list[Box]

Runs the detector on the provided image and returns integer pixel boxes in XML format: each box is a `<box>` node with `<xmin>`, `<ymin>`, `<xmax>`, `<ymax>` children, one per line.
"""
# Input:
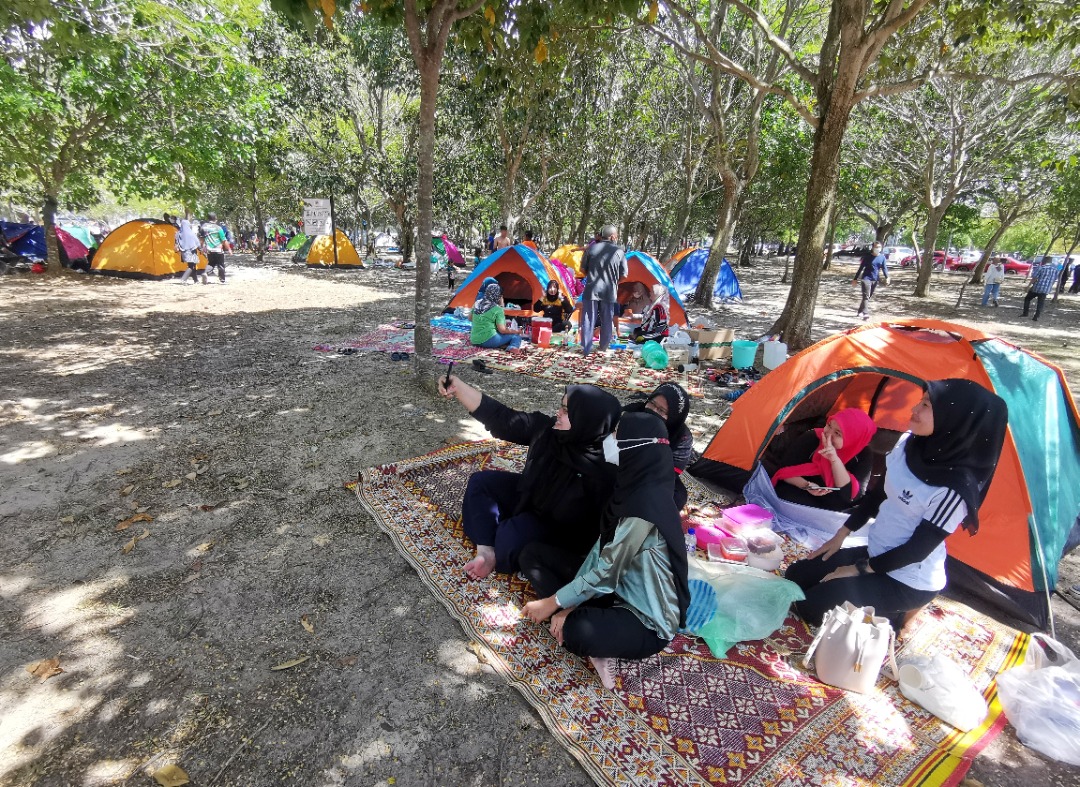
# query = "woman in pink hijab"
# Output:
<box><xmin>771</xmin><ymin>409</ymin><xmax>877</xmax><ymax>511</ymax></box>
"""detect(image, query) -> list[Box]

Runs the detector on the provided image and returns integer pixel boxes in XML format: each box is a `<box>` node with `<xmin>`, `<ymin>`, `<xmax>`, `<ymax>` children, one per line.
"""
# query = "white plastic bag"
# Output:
<box><xmin>666</xmin><ymin>329</ymin><xmax>692</xmax><ymax>346</ymax></box>
<box><xmin>996</xmin><ymin>633</ymin><xmax>1080</xmax><ymax>765</ymax></box>
<box><xmin>897</xmin><ymin>653</ymin><xmax>988</xmax><ymax>732</ymax></box>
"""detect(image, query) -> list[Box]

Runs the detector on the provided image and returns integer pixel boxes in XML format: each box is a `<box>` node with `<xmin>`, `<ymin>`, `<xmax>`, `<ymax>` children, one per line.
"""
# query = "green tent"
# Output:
<box><xmin>61</xmin><ymin>225</ymin><xmax>98</xmax><ymax>249</ymax></box>
<box><xmin>285</xmin><ymin>233</ymin><xmax>307</xmax><ymax>251</ymax></box>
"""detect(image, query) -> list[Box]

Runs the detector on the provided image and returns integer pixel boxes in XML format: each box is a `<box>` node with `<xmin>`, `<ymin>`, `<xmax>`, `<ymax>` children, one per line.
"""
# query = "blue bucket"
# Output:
<box><xmin>731</xmin><ymin>340</ymin><xmax>758</xmax><ymax>369</ymax></box>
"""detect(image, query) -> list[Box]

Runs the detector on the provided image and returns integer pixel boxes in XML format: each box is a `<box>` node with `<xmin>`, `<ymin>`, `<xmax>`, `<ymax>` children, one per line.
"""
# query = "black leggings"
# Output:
<box><xmin>519</xmin><ymin>542</ymin><xmax>669</xmax><ymax>660</ymax></box>
<box><xmin>785</xmin><ymin>546</ymin><xmax>938</xmax><ymax>629</ymax></box>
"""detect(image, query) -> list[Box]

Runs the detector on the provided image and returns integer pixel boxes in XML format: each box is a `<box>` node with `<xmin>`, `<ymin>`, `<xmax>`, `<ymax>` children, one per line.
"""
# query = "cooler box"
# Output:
<box><xmin>720</xmin><ymin>503</ymin><xmax>774</xmax><ymax>536</ymax></box>
<box><xmin>531</xmin><ymin>317</ymin><xmax>552</xmax><ymax>346</ymax></box>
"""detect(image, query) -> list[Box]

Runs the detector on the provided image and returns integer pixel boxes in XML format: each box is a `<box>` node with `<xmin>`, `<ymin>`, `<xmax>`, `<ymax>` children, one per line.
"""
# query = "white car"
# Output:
<box><xmin>884</xmin><ymin>246</ymin><xmax>914</xmax><ymax>264</ymax></box>
<box><xmin>959</xmin><ymin>249</ymin><xmax>982</xmax><ymax>265</ymax></box>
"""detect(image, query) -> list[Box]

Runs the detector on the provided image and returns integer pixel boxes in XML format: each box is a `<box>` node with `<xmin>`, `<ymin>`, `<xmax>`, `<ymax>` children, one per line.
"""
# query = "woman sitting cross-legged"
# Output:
<box><xmin>439</xmin><ymin>375</ymin><xmax>622</xmax><ymax>579</ymax></box>
<box><xmin>785</xmin><ymin>379</ymin><xmax>1007</xmax><ymax>630</ymax></box>
<box><xmin>630</xmin><ymin>284</ymin><xmax>670</xmax><ymax>344</ymax></box>
<box><xmin>520</xmin><ymin>412</ymin><xmax>691</xmax><ymax>690</ymax></box>
<box><xmin>770</xmin><ymin>408</ymin><xmax>877</xmax><ymax>512</ymax></box>
<box><xmin>470</xmin><ymin>281</ymin><xmax>521</xmax><ymax>350</ymax></box>
<box><xmin>623</xmin><ymin>382</ymin><xmax>693</xmax><ymax>510</ymax></box>
<box><xmin>533</xmin><ymin>279</ymin><xmax>575</xmax><ymax>333</ymax></box>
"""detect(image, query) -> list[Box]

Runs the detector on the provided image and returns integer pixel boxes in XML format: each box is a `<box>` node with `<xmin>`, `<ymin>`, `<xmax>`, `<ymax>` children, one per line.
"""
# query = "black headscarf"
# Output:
<box><xmin>648</xmin><ymin>382</ymin><xmax>691</xmax><ymax>434</ymax></box>
<box><xmin>905</xmin><ymin>379</ymin><xmax>1008</xmax><ymax>535</ymax></box>
<box><xmin>519</xmin><ymin>384</ymin><xmax>621</xmax><ymax>511</ymax></box>
<box><xmin>602</xmin><ymin>412</ymin><xmax>691</xmax><ymax>627</ymax></box>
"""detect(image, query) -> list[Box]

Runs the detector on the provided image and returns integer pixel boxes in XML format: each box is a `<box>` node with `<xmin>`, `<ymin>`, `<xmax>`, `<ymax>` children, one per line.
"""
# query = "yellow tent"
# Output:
<box><xmin>301</xmin><ymin>230</ymin><xmax>365</xmax><ymax>268</ymax></box>
<box><xmin>550</xmin><ymin>244</ymin><xmax>585</xmax><ymax>277</ymax></box>
<box><xmin>91</xmin><ymin>219</ymin><xmax>207</xmax><ymax>279</ymax></box>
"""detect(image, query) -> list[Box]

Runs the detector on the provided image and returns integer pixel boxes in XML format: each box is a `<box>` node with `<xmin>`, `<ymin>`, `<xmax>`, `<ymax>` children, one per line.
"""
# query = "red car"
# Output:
<box><xmin>898</xmin><ymin>250</ymin><xmax>961</xmax><ymax>270</ymax></box>
<box><xmin>980</xmin><ymin>256</ymin><xmax>1032</xmax><ymax>276</ymax></box>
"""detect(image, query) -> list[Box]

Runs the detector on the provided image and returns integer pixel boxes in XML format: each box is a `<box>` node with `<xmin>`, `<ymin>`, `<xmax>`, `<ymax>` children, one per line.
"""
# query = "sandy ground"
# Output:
<box><xmin>1</xmin><ymin>253</ymin><xmax>1078</xmax><ymax>787</ymax></box>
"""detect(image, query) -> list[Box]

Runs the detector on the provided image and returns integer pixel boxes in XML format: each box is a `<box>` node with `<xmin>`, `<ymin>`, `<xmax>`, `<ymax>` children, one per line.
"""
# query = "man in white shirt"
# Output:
<box><xmin>980</xmin><ymin>258</ymin><xmax>1005</xmax><ymax>307</ymax></box>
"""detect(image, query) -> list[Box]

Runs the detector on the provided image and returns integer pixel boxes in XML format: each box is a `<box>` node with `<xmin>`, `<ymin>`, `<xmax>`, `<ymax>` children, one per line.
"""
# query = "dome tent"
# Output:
<box><xmin>689</xmin><ymin>319</ymin><xmax>1080</xmax><ymax>628</ymax></box>
<box><xmin>670</xmin><ymin>248</ymin><xmax>742</xmax><ymax>302</ymax></box>
<box><xmin>446</xmin><ymin>244</ymin><xmax>572</xmax><ymax>312</ymax></box>
<box><xmin>90</xmin><ymin>219</ymin><xmax>206</xmax><ymax>279</ymax></box>
<box><xmin>293</xmin><ymin>229</ymin><xmax>365</xmax><ymax>268</ymax></box>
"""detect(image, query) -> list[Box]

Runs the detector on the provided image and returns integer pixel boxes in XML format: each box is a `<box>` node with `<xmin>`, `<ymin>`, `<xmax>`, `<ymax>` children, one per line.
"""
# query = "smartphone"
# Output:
<box><xmin>808</xmin><ymin>484</ymin><xmax>840</xmax><ymax>492</ymax></box>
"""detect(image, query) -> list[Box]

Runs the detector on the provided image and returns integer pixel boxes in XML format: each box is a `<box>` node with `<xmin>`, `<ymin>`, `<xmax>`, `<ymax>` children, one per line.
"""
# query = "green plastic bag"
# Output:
<box><xmin>685</xmin><ymin>560</ymin><xmax>804</xmax><ymax>659</ymax></box>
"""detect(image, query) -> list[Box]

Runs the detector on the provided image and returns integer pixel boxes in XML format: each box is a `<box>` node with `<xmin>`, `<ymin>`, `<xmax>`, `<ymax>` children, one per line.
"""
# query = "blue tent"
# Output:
<box><xmin>0</xmin><ymin>222</ymin><xmax>47</xmax><ymax>259</ymax></box>
<box><xmin>670</xmin><ymin>248</ymin><xmax>742</xmax><ymax>302</ymax></box>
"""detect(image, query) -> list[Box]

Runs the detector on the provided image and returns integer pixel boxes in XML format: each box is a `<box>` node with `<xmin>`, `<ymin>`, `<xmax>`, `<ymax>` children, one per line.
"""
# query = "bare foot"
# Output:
<box><xmin>464</xmin><ymin>545</ymin><xmax>496</xmax><ymax>579</ymax></box>
<box><xmin>590</xmin><ymin>656</ymin><xmax>617</xmax><ymax>690</ymax></box>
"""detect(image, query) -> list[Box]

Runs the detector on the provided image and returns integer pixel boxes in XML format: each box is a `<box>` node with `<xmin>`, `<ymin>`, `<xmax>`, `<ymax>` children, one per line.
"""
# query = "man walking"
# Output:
<box><xmin>199</xmin><ymin>213</ymin><xmax>228</xmax><ymax>283</ymax></box>
<box><xmin>1021</xmin><ymin>255</ymin><xmax>1058</xmax><ymax>321</ymax></box>
<box><xmin>579</xmin><ymin>224</ymin><xmax>627</xmax><ymax>356</ymax></box>
<box><xmin>981</xmin><ymin>258</ymin><xmax>1005</xmax><ymax>306</ymax></box>
<box><xmin>852</xmin><ymin>242</ymin><xmax>889</xmax><ymax>320</ymax></box>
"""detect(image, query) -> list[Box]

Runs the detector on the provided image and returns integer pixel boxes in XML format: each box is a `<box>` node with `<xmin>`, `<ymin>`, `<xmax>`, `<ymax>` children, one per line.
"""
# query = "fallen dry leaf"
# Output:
<box><xmin>26</xmin><ymin>656</ymin><xmax>63</xmax><ymax>682</ymax></box>
<box><xmin>465</xmin><ymin>641</ymin><xmax>491</xmax><ymax>665</ymax></box>
<box><xmin>127</xmin><ymin>500</ymin><xmax>140</xmax><ymax>511</ymax></box>
<box><xmin>152</xmin><ymin>764</ymin><xmax>190</xmax><ymax>786</ymax></box>
<box><xmin>234</xmin><ymin>479</ymin><xmax>249</xmax><ymax>490</ymax></box>
<box><xmin>335</xmin><ymin>655</ymin><xmax>358</xmax><ymax>668</ymax></box>
<box><xmin>195</xmin><ymin>541</ymin><xmax>213</xmax><ymax>553</ymax></box>
<box><xmin>191</xmin><ymin>453</ymin><xmax>209</xmax><ymax>462</ymax></box>
<box><xmin>300</xmin><ymin>615</ymin><xmax>314</xmax><ymax>634</ymax></box>
<box><xmin>198</xmin><ymin>501</ymin><xmax>223</xmax><ymax>512</ymax></box>
<box><xmin>59</xmin><ymin>515</ymin><xmax>74</xmax><ymax>524</ymax></box>
<box><xmin>121</xmin><ymin>528</ymin><xmax>150</xmax><ymax>554</ymax></box>
<box><xmin>162</xmin><ymin>479</ymin><xmax>182</xmax><ymax>489</ymax></box>
<box><xmin>116</xmin><ymin>468</ymin><xmax>132</xmax><ymax>476</ymax></box>
<box><xmin>120</xmin><ymin>484</ymin><xmax>135</xmax><ymax>496</ymax></box>
<box><xmin>184</xmin><ymin>472</ymin><xmax>197</xmax><ymax>481</ymax></box>
<box><xmin>116</xmin><ymin>512</ymin><xmax>153</xmax><ymax>531</ymax></box>
<box><xmin>270</xmin><ymin>655</ymin><xmax>310</xmax><ymax>671</ymax></box>
<box><xmin>207</xmin><ymin>409</ymin><xmax>223</xmax><ymax>417</ymax></box>
<box><xmin>136</xmin><ymin>506</ymin><xmax>149</xmax><ymax>513</ymax></box>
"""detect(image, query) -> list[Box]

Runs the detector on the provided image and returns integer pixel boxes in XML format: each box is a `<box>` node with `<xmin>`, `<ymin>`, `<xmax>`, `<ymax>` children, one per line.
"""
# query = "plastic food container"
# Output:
<box><xmin>693</xmin><ymin>521</ymin><xmax>731</xmax><ymax>551</ymax></box>
<box><xmin>709</xmin><ymin>536</ymin><xmax>748</xmax><ymax>562</ymax></box>
<box><xmin>744</xmin><ymin>529</ymin><xmax>784</xmax><ymax>571</ymax></box>
<box><xmin>721</xmin><ymin>503</ymin><xmax>774</xmax><ymax>537</ymax></box>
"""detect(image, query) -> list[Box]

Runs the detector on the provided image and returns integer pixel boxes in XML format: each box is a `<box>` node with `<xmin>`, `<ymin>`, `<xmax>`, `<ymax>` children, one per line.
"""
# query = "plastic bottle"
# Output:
<box><xmin>685</xmin><ymin>528</ymin><xmax>697</xmax><ymax>554</ymax></box>
<box><xmin>509</xmin><ymin>318</ymin><xmax>519</xmax><ymax>331</ymax></box>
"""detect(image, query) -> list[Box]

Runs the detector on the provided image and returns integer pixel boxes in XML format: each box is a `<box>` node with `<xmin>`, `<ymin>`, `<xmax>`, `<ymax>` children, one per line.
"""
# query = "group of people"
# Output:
<box><xmin>171</xmin><ymin>212</ymin><xmax>229</xmax><ymax>284</ymax></box>
<box><xmin>439</xmin><ymin>368</ymin><xmax>1007</xmax><ymax>687</ymax></box>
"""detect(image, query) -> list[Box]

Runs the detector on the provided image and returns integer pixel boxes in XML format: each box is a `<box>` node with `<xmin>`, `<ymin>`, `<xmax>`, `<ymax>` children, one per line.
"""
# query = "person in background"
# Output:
<box><xmin>1021</xmin><ymin>255</ymin><xmax>1058</xmax><ymax>321</ymax></box>
<box><xmin>520</xmin><ymin>412</ymin><xmax>690</xmax><ymax>690</ymax></box>
<box><xmin>981</xmin><ymin>258</ymin><xmax>1005</xmax><ymax>307</ymax></box>
<box><xmin>176</xmin><ymin>218</ymin><xmax>204</xmax><ymax>285</ymax></box>
<box><xmin>533</xmin><ymin>279</ymin><xmax>574</xmax><ymax>332</ymax></box>
<box><xmin>494</xmin><ymin>225</ymin><xmax>513</xmax><ymax>251</ymax></box>
<box><xmin>579</xmin><ymin>224</ymin><xmax>627</xmax><ymax>356</ymax></box>
<box><xmin>447</xmin><ymin>259</ymin><xmax>457</xmax><ymax>292</ymax></box>
<box><xmin>785</xmin><ymin>380</ymin><xmax>1007</xmax><ymax>630</ymax></box>
<box><xmin>199</xmin><ymin>213</ymin><xmax>228</xmax><ymax>283</ymax></box>
<box><xmin>438</xmin><ymin>376</ymin><xmax>622</xmax><ymax>580</ymax></box>
<box><xmin>521</xmin><ymin>230</ymin><xmax>539</xmax><ymax>251</ymax></box>
<box><xmin>852</xmin><ymin>242</ymin><xmax>889</xmax><ymax>320</ymax></box>
<box><xmin>470</xmin><ymin>281</ymin><xmax>521</xmax><ymax>350</ymax></box>
<box><xmin>623</xmin><ymin>383</ymin><xmax>693</xmax><ymax>510</ymax></box>
<box><xmin>771</xmin><ymin>409</ymin><xmax>877</xmax><ymax>512</ymax></box>
<box><xmin>630</xmin><ymin>283</ymin><xmax>670</xmax><ymax>344</ymax></box>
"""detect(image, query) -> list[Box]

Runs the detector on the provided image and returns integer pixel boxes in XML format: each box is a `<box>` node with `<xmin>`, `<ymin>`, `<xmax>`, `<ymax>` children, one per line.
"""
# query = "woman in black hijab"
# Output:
<box><xmin>624</xmin><ymin>382</ymin><xmax>693</xmax><ymax>509</ymax></box>
<box><xmin>440</xmin><ymin>375</ymin><xmax>622</xmax><ymax>579</ymax></box>
<box><xmin>785</xmin><ymin>379</ymin><xmax>1008</xmax><ymax>629</ymax></box>
<box><xmin>521</xmin><ymin>412</ymin><xmax>691</xmax><ymax>689</ymax></box>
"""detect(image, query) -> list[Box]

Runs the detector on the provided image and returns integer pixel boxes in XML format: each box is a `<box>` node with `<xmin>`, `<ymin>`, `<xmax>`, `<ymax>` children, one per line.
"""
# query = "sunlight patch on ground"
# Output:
<box><xmin>82</xmin><ymin>758</ymin><xmax>140</xmax><ymax>786</ymax></box>
<box><xmin>454</xmin><ymin>417</ymin><xmax>492</xmax><ymax>442</ymax></box>
<box><xmin>0</xmin><ymin>439</ymin><xmax>56</xmax><ymax>464</ymax></box>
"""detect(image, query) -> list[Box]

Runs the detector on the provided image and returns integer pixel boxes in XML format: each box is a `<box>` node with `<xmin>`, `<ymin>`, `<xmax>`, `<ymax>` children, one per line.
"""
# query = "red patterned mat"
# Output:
<box><xmin>353</xmin><ymin>441</ymin><xmax>1027</xmax><ymax>787</ymax></box>
<box><xmin>476</xmin><ymin>345</ymin><xmax>705</xmax><ymax>397</ymax></box>
<box><xmin>318</xmin><ymin>324</ymin><xmax>482</xmax><ymax>363</ymax></box>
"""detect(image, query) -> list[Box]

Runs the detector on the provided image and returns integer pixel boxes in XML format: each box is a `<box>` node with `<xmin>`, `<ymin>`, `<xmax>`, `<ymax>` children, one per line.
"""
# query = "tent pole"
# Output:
<box><xmin>330</xmin><ymin>196</ymin><xmax>339</xmax><ymax>268</ymax></box>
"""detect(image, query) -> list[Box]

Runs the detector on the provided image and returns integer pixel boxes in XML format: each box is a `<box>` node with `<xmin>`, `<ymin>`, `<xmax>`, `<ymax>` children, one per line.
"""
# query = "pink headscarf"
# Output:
<box><xmin>771</xmin><ymin>409</ymin><xmax>877</xmax><ymax>499</ymax></box>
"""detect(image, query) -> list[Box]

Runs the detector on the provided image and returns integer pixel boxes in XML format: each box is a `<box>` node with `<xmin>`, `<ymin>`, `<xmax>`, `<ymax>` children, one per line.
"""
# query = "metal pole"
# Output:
<box><xmin>330</xmin><ymin>196</ymin><xmax>339</xmax><ymax>267</ymax></box>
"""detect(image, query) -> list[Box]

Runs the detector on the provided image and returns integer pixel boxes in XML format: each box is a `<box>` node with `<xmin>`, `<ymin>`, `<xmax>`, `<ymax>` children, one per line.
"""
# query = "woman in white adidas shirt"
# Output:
<box><xmin>785</xmin><ymin>379</ymin><xmax>1008</xmax><ymax>629</ymax></box>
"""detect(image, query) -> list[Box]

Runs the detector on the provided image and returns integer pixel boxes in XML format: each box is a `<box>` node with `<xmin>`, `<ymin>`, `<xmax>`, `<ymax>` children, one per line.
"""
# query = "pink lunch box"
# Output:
<box><xmin>720</xmin><ymin>503</ymin><xmax>774</xmax><ymax>537</ymax></box>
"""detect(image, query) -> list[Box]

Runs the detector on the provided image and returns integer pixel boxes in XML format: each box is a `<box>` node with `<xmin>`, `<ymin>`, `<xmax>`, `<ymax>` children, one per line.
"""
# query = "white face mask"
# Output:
<box><xmin>602</xmin><ymin>433</ymin><xmax>670</xmax><ymax>465</ymax></box>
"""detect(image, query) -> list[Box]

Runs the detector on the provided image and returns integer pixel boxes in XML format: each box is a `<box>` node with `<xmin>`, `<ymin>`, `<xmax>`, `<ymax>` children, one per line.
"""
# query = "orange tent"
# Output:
<box><xmin>446</xmin><ymin>245</ymin><xmax>572</xmax><ymax>311</ymax></box>
<box><xmin>91</xmin><ymin>219</ymin><xmax>207</xmax><ymax>279</ymax></box>
<box><xmin>664</xmin><ymin>245</ymin><xmax>697</xmax><ymax>271</ymax></box>
<box><xmin>692</xmin><ymin>319</ymin><xmax>1080</xmax><ymax>627</ymax></box>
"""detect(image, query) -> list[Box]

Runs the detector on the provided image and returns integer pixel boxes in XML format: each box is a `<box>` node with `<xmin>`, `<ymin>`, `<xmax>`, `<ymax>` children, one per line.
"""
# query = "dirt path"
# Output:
<box><xmin>1</xmin><ymin>254</ymin><xmax>1077</xmax><ymax>786</ymax></box>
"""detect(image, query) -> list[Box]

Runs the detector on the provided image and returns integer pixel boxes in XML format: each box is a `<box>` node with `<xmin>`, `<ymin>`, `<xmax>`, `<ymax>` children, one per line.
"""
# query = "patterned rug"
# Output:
<box><xmin>318</xmin><ymin>324</ymin><xmax>482</xmax><ymax>363</ymax></box>
<box><xmin>476</xmin><ymin>345</ymin><xmax>705</xmax><ymax>397</ymax></box>
<box><xmin>353</xmin><ymin>441</ymin><xmax>1026</xmax><ymax>787</ymax></box>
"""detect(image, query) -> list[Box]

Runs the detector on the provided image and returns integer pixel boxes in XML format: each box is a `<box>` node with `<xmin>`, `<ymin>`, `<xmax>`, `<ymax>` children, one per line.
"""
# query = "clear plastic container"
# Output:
<box><xmin>744</xmin><ymin>529</ymin><xmax>784</xmax><ymax>571</ymax></box>
<box><xmin>709</xmin><ymin>536</ymin><xmax>748</xmax><ymax>562</ymax></box>
<box><xmin>720</xmin><ymin>504</ymin><xmax>774</xmax><ymax>537</ymax></box>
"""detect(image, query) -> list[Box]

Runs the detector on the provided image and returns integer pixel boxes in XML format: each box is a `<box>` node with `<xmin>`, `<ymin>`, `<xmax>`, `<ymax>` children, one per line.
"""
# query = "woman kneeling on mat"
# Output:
<box><xmin>771</xmin><ymin>408</ymin><xmax>877</xmax><ymax>512</ymax></box>
<box><xmin>520</xmin><ymin>412</ymin><xmax>690</xmax><ymax>689</ymax></box>
<box><xmin>785</xmin><ymin>379</ymin><xmax>1007</xmax><ymax>630</ymax></box>
<box><xmin>439</xmin><ymin>375</ymin><xmax>621</xmax><ymax>579</ymax></box>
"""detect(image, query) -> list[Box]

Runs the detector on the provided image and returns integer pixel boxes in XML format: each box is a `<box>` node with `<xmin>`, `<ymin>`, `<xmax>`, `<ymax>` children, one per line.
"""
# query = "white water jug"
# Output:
<box><xmin>763</xmin><ymin>340</ymin><xmax>788</xmax><ymax>370</ymax></box>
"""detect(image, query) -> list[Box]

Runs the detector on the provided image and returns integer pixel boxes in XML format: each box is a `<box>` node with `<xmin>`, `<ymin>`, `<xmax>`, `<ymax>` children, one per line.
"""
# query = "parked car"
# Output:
<box><xmin>832</xmin><ymin>244</ymin><xmax>872</xmax><ymax>260</ymax></box>
<box><xmin>982</xmin><ymin>255</ymin><xmax>1032</xmax><ymax>276</ymax></box>
<box><xmin>898</xmin><ymin>250</ymin><xmax>961</xmax><ymax>270</ymax></box>
<box><xmin>884</xmin><ymin>246</ymin><xmax>914</xmax><ymax>263</ymax></box>
<box><xmin>958</xmin><ymin>249</ymin><xmax>982</xmax><ymax>266</ymax></box>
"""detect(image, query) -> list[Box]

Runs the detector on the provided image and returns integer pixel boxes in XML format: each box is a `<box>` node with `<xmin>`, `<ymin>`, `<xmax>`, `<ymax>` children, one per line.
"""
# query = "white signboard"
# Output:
<box><xmin>303</xmin><ymin>198</ymin><xmax>332</xmax><ymax>235</ymax></box>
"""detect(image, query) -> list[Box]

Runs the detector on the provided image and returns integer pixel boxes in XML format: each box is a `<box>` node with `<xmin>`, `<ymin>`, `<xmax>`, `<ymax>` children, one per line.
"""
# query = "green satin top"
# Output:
<box><xmin>554</xmin><ymin>516</ymin><xmax>680</xmax><ymax>641</ymax></box>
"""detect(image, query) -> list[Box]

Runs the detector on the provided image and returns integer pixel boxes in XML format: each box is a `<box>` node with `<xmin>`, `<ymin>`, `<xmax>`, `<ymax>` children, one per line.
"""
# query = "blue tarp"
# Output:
<box><xmin>670</xmin><ymin>248</ymin><xmax>742</xmax><ymax>302</ymax></box>
<box><xmin>0</xmin><ymin>222</ymin><xmax>46</xmax><ymax>259</ymax></box>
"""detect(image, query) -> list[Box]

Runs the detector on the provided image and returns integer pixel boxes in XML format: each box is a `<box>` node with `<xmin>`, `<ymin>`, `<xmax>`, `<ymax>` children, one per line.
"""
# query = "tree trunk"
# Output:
<box><xmin>42</xmin><ymin>195</ymin><xmax>62</xmax><ymax>275</ymax></box>
<box><xmin>573</xmin><ymin>187</ymin><xmax>591</xmax><ymax>244</ymax></box>
<box><xmin>694</xmin><ymin>170</ymin><xmax>739</xmax><ymax>306</ymax></box>
<box><xmin>766</xmin><ymin>96</ymin><xmax>854</xmax><ymax>348</ymax></box>
<box><xmin>412</xmin><ymin>58</ymin><xmax>439</xmax><ymax>390</ymax></box>
<box><xmin>1055</xmin><ymin>228</ymin><xmax>1080</xmax><ymax>301</ymax></box>
<box><xmin>251</xmin><ymin>171</ymin><xmax>265</xmax><ymax>263</ymax></box>
<box><xmin>913</xmin><ymin>204</ymin><xmax>947</xmax><ymax>297</ymax></box>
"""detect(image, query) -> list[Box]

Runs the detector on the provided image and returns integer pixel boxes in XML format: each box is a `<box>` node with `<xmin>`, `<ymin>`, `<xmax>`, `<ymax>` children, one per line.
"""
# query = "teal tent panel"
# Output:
<box><xmin>976</xmin><ymin>339</ymin><xmax>1080</xmax><ymax>590</ymax></box>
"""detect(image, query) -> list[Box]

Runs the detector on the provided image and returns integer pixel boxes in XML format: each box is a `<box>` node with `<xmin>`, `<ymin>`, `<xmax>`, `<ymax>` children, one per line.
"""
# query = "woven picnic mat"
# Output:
<box><xmin>317</xmin><ymin>324</ymin><xmax>482</xmax><ymax>363</ymax></box>
<box><xmin>353</xmin><ymin>441</ymin><xmax>1026</xmax><ymax>787</ymax></box>
<box><xmin>476</xmin><ymin>345</ymin><xmax>705</xmax><ymax>397</ymax></box>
